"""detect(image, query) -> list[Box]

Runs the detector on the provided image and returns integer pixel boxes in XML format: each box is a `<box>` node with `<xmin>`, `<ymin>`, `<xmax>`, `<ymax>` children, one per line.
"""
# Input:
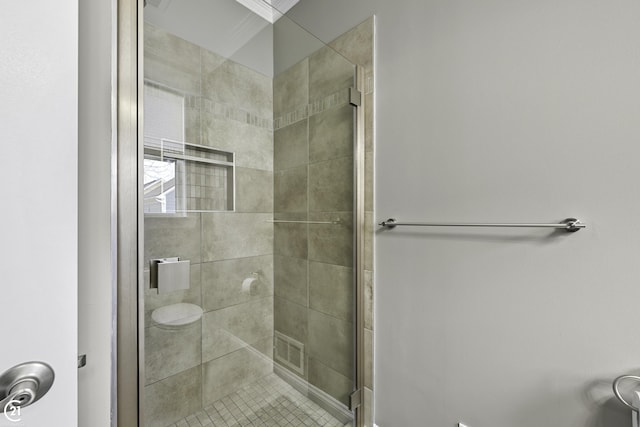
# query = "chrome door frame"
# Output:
<box><xmin>353</xmin><ymin>65</ymin><xmax>367</xmax><ymax>427</ymax></box>
<box><xmin>115</xmin><ymin>0</ymin><xmax>144</xmax><ymax>425</ymax></box>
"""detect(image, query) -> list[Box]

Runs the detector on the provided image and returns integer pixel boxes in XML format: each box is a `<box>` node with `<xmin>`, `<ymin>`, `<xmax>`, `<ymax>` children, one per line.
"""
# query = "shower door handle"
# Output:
<box><xmin>0</xmin><ymin>362</ymin><xmax>55</xmax><ymax>414</ymax></box>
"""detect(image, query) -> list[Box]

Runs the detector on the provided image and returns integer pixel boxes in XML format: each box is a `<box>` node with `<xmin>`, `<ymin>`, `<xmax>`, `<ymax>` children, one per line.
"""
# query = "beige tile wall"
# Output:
<box><xmin>272</xmin><ymin>48</ymin><xmax>354</xmax><ymax>405</ymax></box>
<box><xmin>272</xmin><ymin>18</ymin><xmax>375</xmax><ymax>419</ymax></box>
<box><xmin>143</xmin><ymin>16</ymin><xmax>374</xmax><ymax>427</ymax></box>
<box><xmin>143</xmin><ymin>23</ymin><xmax>274</xmax><ymax>427</ymax></box>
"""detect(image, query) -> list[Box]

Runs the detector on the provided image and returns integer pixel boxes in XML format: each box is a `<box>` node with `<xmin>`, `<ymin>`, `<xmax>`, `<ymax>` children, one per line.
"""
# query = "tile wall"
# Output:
<box><xmin>142</xmin><ymin>16</ymin><xmax>374</xmax><ymax>427</ymax></box>
<box><xmin>272</xmin><ymin>51</ymin><xmax>354</xmax><ymax>406</ymax></box>
<box><xmin>272</xmin><ymin>18</ymin><xmax>375</xmax><ymax>423</ymax></box>
<box><xmin>143</xmin><ymin>23</ymin><xmax>274</xmax><ymax>427</ymax></box>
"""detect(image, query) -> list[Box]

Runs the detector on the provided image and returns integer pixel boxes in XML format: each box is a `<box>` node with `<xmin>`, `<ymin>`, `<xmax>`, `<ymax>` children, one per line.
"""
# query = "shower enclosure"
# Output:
<box><xmin>116</xmin><ymin>1</ymin><xmax>373</xmax><ymax>426</ymax></box>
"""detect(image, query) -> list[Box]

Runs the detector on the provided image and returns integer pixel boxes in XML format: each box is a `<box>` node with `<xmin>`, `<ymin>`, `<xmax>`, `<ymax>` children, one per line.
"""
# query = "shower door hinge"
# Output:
<box><xmin>349</xmin><ymin>87</ymin><xmax>362</xmax><ymax>107</ymax></box>
<box><xmin>349</xmin><ymin>388</ymin><xmax>363</xmax><ymax>410</ymax></box>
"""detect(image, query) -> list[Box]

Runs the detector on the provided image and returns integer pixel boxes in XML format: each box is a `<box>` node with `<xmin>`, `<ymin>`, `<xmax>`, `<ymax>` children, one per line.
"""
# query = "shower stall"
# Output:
<box><xmin>116</xmin><ymin>1</ymin><xmax>374</xmax><ymax>426</ymax></box>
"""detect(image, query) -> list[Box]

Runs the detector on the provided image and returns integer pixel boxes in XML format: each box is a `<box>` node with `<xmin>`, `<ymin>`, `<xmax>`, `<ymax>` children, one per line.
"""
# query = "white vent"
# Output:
<box><xmin>274</xmin><ymin>331</ymin><xmax>304</xmax><ymax>375</ymax></box>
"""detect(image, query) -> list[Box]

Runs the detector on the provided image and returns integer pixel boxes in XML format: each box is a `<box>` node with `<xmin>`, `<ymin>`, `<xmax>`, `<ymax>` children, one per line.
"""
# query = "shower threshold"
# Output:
<box><xmin>167</xmin><ymin>373</ymin><xmax>353</xmax><ymax>427</ymax></box>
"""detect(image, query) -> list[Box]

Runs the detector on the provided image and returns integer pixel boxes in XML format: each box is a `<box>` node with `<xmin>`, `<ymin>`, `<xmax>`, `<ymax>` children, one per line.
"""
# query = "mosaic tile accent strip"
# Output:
<box><xmin>200</xmin><ymin>97</ymin><xmax>274</xmax><ymax>131</ymax></box>
<box><xmin>274</xmin><ymin>88</ymin><xmax>351</xmax><ymax>131</ymax></box>
<box><xmin>149</xmin><ymin>85</ymin><xmax>357</xmax><ymax>133</ymax></box>
<box><xmin>167</xmin><ymin>374</ymin><xmax>353</xmax><ymax>427</ymax></box>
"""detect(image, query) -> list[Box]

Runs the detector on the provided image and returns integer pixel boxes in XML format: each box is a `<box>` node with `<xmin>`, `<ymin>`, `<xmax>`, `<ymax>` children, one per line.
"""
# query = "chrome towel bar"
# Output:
<box><xmin>378</xmin><ymin>218</ymin><xmax>586</xmax><ymax>232</ymax></box>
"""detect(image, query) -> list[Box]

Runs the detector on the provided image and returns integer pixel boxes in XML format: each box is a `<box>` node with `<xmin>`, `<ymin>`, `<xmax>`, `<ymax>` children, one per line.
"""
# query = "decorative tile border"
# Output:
<box><xmin>274</xmin><ymin>104</ymin><xmax>308</xmax><ymax>131</ymax></box>
<box><xmin>145</xmin><ymin>80</ymin><xmax>273</xmax><ymax>131</ymax></box>
<box><xmin>160</xmin><ymin>85</ymin><xmax>365</xmax><ymax>133</ymax></box>
<box><xmin>200</xmin><ymin>97</ymin><xmax>274</xmax><ymax>131</ymax></box>
<box><xmin>274</xmin><ymin>87</ymin><xmax>352</xmax><ymax>130</ymax></box>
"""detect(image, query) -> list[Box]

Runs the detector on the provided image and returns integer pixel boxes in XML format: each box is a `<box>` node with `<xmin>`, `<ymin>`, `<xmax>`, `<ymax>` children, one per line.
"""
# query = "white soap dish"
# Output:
<box><xmin>151</xmin><ymin>303</ymin><xmax>203</xmax><ymax>329</ymax></box>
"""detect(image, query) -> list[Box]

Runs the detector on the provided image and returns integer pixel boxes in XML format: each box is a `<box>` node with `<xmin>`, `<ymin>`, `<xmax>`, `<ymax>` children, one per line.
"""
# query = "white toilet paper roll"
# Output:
<box><xmin>242</xmin><ymin>276</ymin><xmax>258</xmax><ymax>293</ymax></box>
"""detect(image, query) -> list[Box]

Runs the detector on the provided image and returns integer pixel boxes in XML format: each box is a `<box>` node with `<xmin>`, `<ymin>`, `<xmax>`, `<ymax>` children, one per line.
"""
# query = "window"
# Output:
<box><xmin>144</xmin><ymin>82</ymin><xmax>235</xmax><ymax>214</ymax></box>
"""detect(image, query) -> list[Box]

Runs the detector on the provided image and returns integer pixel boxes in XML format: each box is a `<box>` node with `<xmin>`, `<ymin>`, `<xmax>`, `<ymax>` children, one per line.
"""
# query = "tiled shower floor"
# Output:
<box><xmin>167</xmin><ymin>373</ymin><xmax>353</xmax><ymax>427</ymax></box>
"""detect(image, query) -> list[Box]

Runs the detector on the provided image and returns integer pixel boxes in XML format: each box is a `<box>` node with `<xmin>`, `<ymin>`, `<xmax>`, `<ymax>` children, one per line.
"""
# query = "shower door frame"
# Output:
<box><xmin>115</xmin><ymin>0</ymin><xmax>144</xmax><ymax>425</ymax></box>
<box><xmin>115</xmin><ymin>1</ymin><xmax>368</xmax><ymax>425</ymax></box>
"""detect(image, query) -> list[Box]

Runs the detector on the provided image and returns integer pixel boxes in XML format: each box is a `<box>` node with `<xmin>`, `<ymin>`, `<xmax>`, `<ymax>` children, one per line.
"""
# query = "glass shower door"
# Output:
<box><xmin>272</xmin><ymin>15</ymin><xmax>358</xmax><ymax>423</ymax></box>
<box><xmin>140</xmin><ymin>2</ymin><xmax>358</xmax><ymax>426</ymax></box>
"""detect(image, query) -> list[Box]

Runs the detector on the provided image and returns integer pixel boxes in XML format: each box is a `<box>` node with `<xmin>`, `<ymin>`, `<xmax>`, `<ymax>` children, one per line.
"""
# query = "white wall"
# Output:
<box><xmin>78</xmin><ymin>1</ymin><xmax>114</xmax><ymax>426</ymax></box>
<box><xmin>288</xmin><ymin>1</ymin><xmax>640</xmax><ymax>426</ymax></box>
<box><xmin>0</xmin><ymin>1</ymin><xmax>78</xmax><ymax>425</ymax></box>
